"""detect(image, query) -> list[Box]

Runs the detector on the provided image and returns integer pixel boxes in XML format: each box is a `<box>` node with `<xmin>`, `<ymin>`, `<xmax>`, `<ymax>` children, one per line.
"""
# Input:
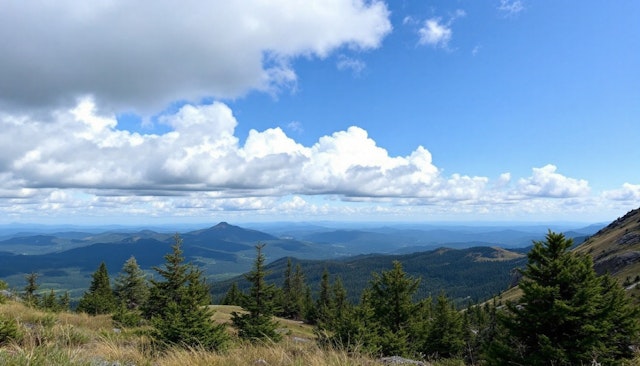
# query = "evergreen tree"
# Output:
<box><xmin>145</xmin><ymin>234</ymin><xmax>228</xmax><ymax>350</ymax></box>
<box><xmin>279</xmin><ymin>259</ymin><xmax>306</xmax><ymax>320</ymax></box>
<box><xmin>41</xmin><ymin>289</ymin><xmax>58</xmax><ymax>311</ymax></box>
<box><xmin>77</xmin><ymin>262</ymin><xmax>117</xmax><ymax>315</ymax></box>
<box><xmin>57</xmin><ymin>291</ymin><xmax>71</xmax><ymax>311</ymax></box>
<box><xmin>332</xmin><ymin>276</ymin><xmax>350</xmax><ymax>324</ymax></box>
<box><xmin>367</xmin><ymin>261</ymin><xmax>421</xmax><ymax>356</ymax></box>
<box><xmin>315</xmin><ymin>268</ymin><xmax>334</xmax><ymax>327</ymax></box>
<box><xmin>488</xmin><ymin>231</ymin><xmax>640</xmax><ymax>365</ymax></box>
<box><xmin>114</xmin><ymin>256</ymin><xmax>149</xmax><ymax>310</ymax></box>
<box><xmin>221</xmin><ymin>282</ymin><xmax>243</xmax><ymax>305</ymax></box>
<box><xmin>232</xmin><ymin>244</ymin><xmax>282</xmax><ymax>342</ymax></box>
<box><xmin>423</xmin><ymin>293</ymin><xmax>465</xmax><ymax>359</ymax></box>
<box><xmin>0</xmin><ymin>280</ymin><xmax>7</xmax><ymax>304</ymax></box>
<box><xmin>23</xmin><ymin>272</ymin><xmax>40</xmax><ymax>307</ymax></box>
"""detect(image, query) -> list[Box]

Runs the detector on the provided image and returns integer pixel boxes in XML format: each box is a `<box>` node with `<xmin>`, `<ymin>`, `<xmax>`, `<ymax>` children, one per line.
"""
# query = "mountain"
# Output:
<box><xmin>574</xmin><ymin>207</ymin><xmax>640</xmax><ymax>280</ymax></box>
<box><xmin>0</xmin><ymin>220</ymin><xmax>602</xmax><ymax>301</ymax></box>
<box><xmin>0</xmin><ymin>222</ymin><xmax>328</xmax><ymax>296</ymax></box>
<box><xmin>212</xmin><ymin>246</ymin><xmax>527</xmax><ymax>306</ymax></box>
<box><xmin>495</xmin><ymin>207</ymin><xmax>640</xmax><ymax>304</ymax></box>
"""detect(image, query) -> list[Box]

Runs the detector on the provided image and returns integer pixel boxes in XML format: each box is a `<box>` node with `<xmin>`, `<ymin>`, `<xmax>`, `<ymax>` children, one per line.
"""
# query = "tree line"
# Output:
<box><xmin>3</xmin><ymin>231</ymin><xmax>639</xmax><ymax>364</ymax></box>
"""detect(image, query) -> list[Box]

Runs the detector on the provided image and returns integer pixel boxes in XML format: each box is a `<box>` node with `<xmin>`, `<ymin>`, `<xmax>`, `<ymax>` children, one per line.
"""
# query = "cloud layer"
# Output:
<box><xmin>0</xmin><ymin>1</ymin><xmax>391</xmax><ymax>114</ymax></box>
<box><xmin>1</xmin><ymin>99</ymin><xmax>632</xmax><ymax>222</ymax></box>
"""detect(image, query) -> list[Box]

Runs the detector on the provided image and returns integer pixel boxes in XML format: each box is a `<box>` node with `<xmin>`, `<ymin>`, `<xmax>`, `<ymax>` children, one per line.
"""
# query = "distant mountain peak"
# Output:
<box><xmin>212</xmin><ymin>222</ymin><xmax>233</xmax><ymax>230</ymax></box>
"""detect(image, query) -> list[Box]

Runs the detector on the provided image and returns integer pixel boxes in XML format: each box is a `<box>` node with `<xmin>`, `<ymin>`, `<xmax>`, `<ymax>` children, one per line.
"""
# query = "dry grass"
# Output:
<box><xmin>0</xmin><ymin>300</ymin><xmax>381</xmax><ymax>366</ymax></box>
<box><xmin>3</xmin><ymin>300</ymin><xmax>639</xmax><ymax>365</ymax></box>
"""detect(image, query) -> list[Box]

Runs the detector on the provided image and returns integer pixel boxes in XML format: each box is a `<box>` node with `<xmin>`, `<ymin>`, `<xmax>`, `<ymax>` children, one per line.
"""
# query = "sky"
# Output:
<box><xmin>0</xmin><ymin>1</ymin><xmax>639</xmax><ymax>225</ymax></box>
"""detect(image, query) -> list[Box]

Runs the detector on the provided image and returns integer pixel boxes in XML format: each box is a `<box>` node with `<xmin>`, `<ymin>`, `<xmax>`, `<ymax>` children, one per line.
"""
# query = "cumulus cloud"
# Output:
<box><xmin>0</xmin><ymin>99</ymin><xmax>605</xmax><ymax>221</ymax></box>
<box><xmin>0</xmin><ymin>1</ymin><xmax>391</xmax><ymax>114</ymax></box>
<box><xmin>336</xmin><ymin>55</ymin><xmax>366</xmax><ymax>75</ymax></box>
<box><xmin>418</xmin><ymin>19</ymin><xmax>452</xmax><ymax>48</ymax></box>
<box><xmin>603</xmin><ymin>183</ymin><xmax>640</xmax><ymax>201</ymax></box>
<box><xmin>518</xmin><ymin>165</ymin><xmax>590</xmax><ymax>198</ymax></box>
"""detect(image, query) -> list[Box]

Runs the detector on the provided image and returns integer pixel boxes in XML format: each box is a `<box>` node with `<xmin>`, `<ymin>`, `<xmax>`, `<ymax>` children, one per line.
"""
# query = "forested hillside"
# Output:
<box><xmin>212</xmin><ymin>246</ymin><xmax>527</xmax><ymax>305</ymax></box>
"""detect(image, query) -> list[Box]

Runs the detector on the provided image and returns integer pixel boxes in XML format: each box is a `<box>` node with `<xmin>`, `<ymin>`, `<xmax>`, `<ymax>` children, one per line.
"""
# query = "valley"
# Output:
<box><xmin>0</xmin><ymin>220</ymin><xmax>601</xmax><ymax>302</ymax></box>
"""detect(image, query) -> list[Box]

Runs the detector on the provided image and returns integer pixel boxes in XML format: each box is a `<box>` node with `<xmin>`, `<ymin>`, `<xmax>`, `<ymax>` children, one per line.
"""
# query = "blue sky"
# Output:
<box><xmin>0</xmin><ymin>1</ymin><xmax>638</xmax><ymax>225</ymax></box>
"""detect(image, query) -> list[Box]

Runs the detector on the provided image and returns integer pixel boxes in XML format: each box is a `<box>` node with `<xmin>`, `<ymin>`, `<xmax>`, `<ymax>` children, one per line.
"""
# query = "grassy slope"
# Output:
<box><xmin>0</xmin><ymin>300</ymin><xmax>389</xmax><ymax>366</ymax></box>
<box><xmin>495</xmin><ymin>207</ymin><xmax>640</xmax><ymax>304</ymax></box>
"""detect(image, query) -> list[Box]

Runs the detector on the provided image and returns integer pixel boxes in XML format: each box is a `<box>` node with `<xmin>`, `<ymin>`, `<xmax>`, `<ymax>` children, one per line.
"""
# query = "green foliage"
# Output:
<box><xmin>114</xmin><ymin>256</ymin><xmax>149</xmax><ymax>310</ymax></box>
<box><xmin>145</xmin><ymin>234</ymin><xmax>228</xmax><ymax>350</ymax></box>
<box><xmin>0</xmin><ymin>279</ymin><xmax>8</xmax><ymax>304</ymax></box>
<box><xmin>232</xmin><ymin>244</ymin><xmax>282</xmax><ymax>342</ymax></box>
<box><xmin>315</xmin><ymin>268</ymin><xmax>334</xmax><ymax>327</ymax></box>
<box><xmin>423</xmin><ymin>294</ymin><xmax>465</xmax><ymax>359</ymax></box>
<box><xmin>23</xmin><ymin>272</ymin><xmax>40</xmax><ymax>307</ymax></box>
<box><xmin>41</xmin><ymin>289</ymin><xmax>58</xmax><ymax>311</ymax></box>
<box><xmin>77</xmin><ymin>262</ymin><xmax>117</xmax><ymax>315</ymax></box>
<box><xmin>221</xmin><ymin>282</ymin><xmax>243</xmax><ymax>306</ymax></box>
<box><xmin>112</xmin><ymin>301</ymin><xmax>144</xmax><ymax>328</ymax></box>
<box><xmin>488</xmin><ymin>231</ymin><xmax>640</xmax><ymax>365</ymax></box>
<box><xmin>279</xmin><ymin>259</ymin><xmax>307</xmax><ymax>320</ymax></box>
<box><xmin>366</xmin><ymin>261</ymin><xmax>421</xmax><ymax>356</ymax></box>
<box><xmin>57</xmin><ymin>291</ymin><xmax>70</xmax><ymax>311</ymax></box>
<box><xmin>0</xmin><ymin>313</ymin><xmax>22</xmax><ymax>345</ymax></box>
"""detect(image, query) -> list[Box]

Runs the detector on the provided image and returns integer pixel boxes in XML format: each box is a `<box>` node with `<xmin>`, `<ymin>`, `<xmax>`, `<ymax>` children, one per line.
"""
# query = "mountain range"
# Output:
<box><xmin>0</xmin><ymin>219</ymin><xmax>610</xmax><ymax>301</ymax></box>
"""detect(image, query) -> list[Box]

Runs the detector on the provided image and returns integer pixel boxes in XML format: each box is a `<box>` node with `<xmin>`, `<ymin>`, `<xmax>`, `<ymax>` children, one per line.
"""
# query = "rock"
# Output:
<box><xmin>616</xmin><ymin>232</ymin><xmax>640</xmax><ymax>246</ymax></box>
<box><xmin>380</xmin><ymin>356</ymin><xmax>428</xmax><ymax>365</ymax></box>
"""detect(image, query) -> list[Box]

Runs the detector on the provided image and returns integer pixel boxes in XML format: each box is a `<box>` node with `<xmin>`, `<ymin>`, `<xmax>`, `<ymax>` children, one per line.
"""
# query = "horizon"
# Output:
<box><xmin>1</xmin><ymin>2</ymin><xmax>638</xmax><ymax>224</ymax></box>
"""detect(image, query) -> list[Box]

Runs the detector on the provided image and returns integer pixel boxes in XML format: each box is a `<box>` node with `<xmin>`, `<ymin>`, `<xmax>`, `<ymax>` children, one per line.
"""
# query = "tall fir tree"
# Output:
<box><xmin>315</xmin><ymin>268</ymin><xmax>334</xmax><ymax>327</ymax></box>
<box><xmin>144</xmin><ymin>234</ymin><xmax>228</xmax><ymax>350</ymax></box>
<box><xmin>221</xmin><ymin>282</ymin><xmax>243</xmax><ymax>306</ymax></box>
<box><xmin>232</xmin><ymin>244</ymin><xmax>282</xmax><ymax>342</ymax></box>
<box><xmin>77</xmin><ymin>262</ymin><xmax>117</xmax><ymax>315</ymax></box>
<box><xmin>424</xmin><ymin>293</ymin><xmax>465</xmax><ymax>359</ymax></box>
<box><xmin>367</xmin><ymin>261</ymin><xmax>421</xmax><ymax>356</ymax></box>
<box><xmin>488</xmin><ymin>231</ymin><xmax>640</xmax><ymax>365</ymax></box>
<box><xmin>41</xmin><ymin>289</ymin><xmax>58</xmax><ymax>311</ymax></box>
<box><xmin>279</xmin><ymin>258</ymin><xmax>306</xmax><ymax>320</ymax></box>
<box><xmin>114</xmin><ymin>256</ymin><xmax>149</xmax><ymax>310</ymax></box>
<box><xmin>23</xmin><ymin>272</ymin><xmax>40</xmax><ymax>307</ymax></box>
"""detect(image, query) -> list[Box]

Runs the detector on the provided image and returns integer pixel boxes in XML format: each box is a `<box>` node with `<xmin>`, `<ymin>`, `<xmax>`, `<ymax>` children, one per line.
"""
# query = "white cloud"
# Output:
<box><xmin>0</xmin><ymin>1</ymin><xmax>391</xmax><ymax>115</ymax></box>
<box><xmin>418</xmin><ymin>19</ymin><xmax>452</xmax><ymax>48</ymax></box>
<box><xmin>517</xmin><ymin>165</ymin><xmax>590</xmax><ymax>198</ymax></box>
<box><xmin>337</xmin><ymin>55</ymin><xmax>366</xmax><ymax>75</ymax></box>
<box><xmin>0</xmin><ymin>100</ymin><xmax>611</xmax><ymax>222</ymax></box>
<box><xmin>498</xmin><ymin>0</ymin><xmax>525</xmax><ymax>17</ymax></box>
<box><xmin>603</xmin><ymin>183</ymin><xmax>640</xmax><ymax>201</ymax></box>
<box><xmin>416</xmin><ymin>9</ymin><xmax>465</xmax><ymax>49</ymax></box>
<box><xmin>286</xmin><ymin>121</ymin><xmax>304</xmax><ymax>134</ymax></box>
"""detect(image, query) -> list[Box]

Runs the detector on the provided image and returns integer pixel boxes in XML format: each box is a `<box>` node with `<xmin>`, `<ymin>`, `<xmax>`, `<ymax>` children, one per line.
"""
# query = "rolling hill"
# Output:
<box><xmin>212</xmin><ymin>245</ymin><xmax>528</xmax><ymax>306</ymax></box>
<box><xmin>496</xmin><ymin>207</ymin><xmax>640</xmax><ymax>303</ymax></box>
<box><xmin>0</xmin><ymin>220</ymin><xmax>604</xmax><ymax>302</ymax></box>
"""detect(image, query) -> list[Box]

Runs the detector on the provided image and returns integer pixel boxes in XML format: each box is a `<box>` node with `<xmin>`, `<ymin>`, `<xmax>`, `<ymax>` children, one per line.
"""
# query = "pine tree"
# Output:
<box><xmin>0</xmin><ymin>280</ymin><xmax>7</xmax><ymax>304</ymax></box>
<box><xmin>232</xmin><ymin>244</ymin><xmax>282</xmax><ymax>342</ymax></box>
<box><xmin>23</xmin><ymin>272</ymin><xmax>40</xmax><ymax>307</ymax></box>
<box><xmin>114</xmin><ymin>256</ymin><xmax>149</xmax><ymax>310</ymax></box>
<box><xmin>57</xmin><ymin>291</ymin><xmax>70</xmax><ymax>311</ymax></box>
<box><xmin>280</xmin><ymin>258</ymin><xmax>306</xmax><ymax>319</ymax></box>
<box><xmin>488</xmin><ymin>231</ymin><xmax>640</xmax><ymax>365</ymax></box>
<box><xmin>315</xmin><ymin>268</ymin><xmax>334</xmax><ymax>327</ymax></box>
<box><xmin>221</xmin><ymin>282</ymin><xmax>243</xmax><ymax>305</ymax></box>
<box><xmin>145</xmin><ymin>234</ymin><xmax>228</xmax><ymax>350</ymax></box>
<box><xmin>332</xmin><ymin>276</ymin><xmax>350</xmax><ymax>324</ymax></box>
<box><xmin>366</xmin><ymin>261</ymin><xmax>421</xmax><ymax>356</ymax></box>
<box><xmin>424</xmin><ymin>293</ymin><xmax>465</xmax><ymax>359</ymax></box>
<box><xmin>41</xmin><ymin>289</ymin><xmax>58</xmax><ymax>311</ymax></box>
<box><xmin>77</xmin><ymin>262</ymin><xmax>117</xmax><ymax>315</ymax></box>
